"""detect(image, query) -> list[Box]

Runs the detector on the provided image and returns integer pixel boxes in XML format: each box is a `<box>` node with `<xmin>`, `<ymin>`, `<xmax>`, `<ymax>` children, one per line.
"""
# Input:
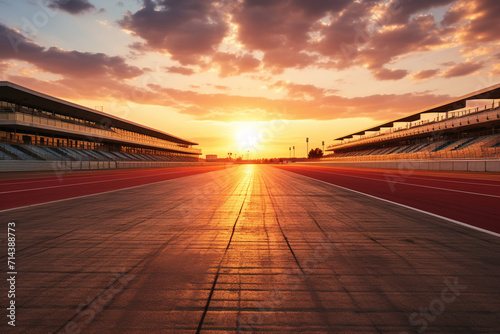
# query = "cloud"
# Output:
<box><xmin>440</xmin><ymin>61</ymin><xmax>456</xmax><ymax>67</ymax></box>
<box><xmin>262</xmin><ymin>49</ymin><xmax>317</xmax><ymax>74</ymax></box>
<box><xmin>492</xmin><ymin>64</ymin><xmax>500</xmax><ymax>77</ymax></box>
<box><xmin>140</xmin><ymin>82</ymin><xmax>451</xmax><ymax>122</ymax></box>
<box><xmin>6</xmin><ymin>67</ymin><xmax>451</xmax><ymax>125</ymax></box>
<box><xmin>442</xmin><ymin>61</ymin><xmax>484</xmax><ymax>78</ymax></box>
<box><xmin>0</xmin><ymin>23</ymin><xmax>143</xmax><ymax>79</ymax></box>
<box><xmin>268</xmin><ymin>80</ymin><xmax>331</xmax><ymax>100</ymax></box>
<box><xmin>442</xmin><ymin>0</ymin><xmax>500</xmax><ymax>47</ymax></box>
<box><xmin>116</xmin><ymin>0</ymin><xmax>500</xmax><ymax>80</ymax></box>
<box><xmin>359</xmin><ymin>15</ymin><xmax>444</xmax><ymax>73</ymax></box>
<box><xmin>412</xmin><ymin>69</ymin><xmax>440</xmax><ymax>81</ymax></box>
<box><xmin>0</xmin><ymin>62</ymin><xmax>14</xmax><ymax>73</ymax></box>
<box><xmin>214</xmin><ymin>85</ymin><xmax>230</xmax><ymax>91</ymax></box>
<box><xmin>211</xmin><ymin>52</ymin><xmax>260</xmax><ymax>77</ymax></box>
<box><xmin>47</xmin><ymin>0</ymin><xmax>96</xmax><ymax>15</ymax></box>
<box><xmin>385</xmin><ymin>0</ymin><xmax>456</xmax><ymax>24</ymax></box>
<box><xmin>373</xmin><ymin>68</ymin><xmax>408</xmax><ymax>81</ymax></box>
<box><xmin>164</xmin><ymin>66</ymin><xmax>195</xmax><ymax>76</ymax></box>
<box><xmin>119</xmin><ymin>0</ymin><xmax>229</xmax><ymax>65</ymax></box>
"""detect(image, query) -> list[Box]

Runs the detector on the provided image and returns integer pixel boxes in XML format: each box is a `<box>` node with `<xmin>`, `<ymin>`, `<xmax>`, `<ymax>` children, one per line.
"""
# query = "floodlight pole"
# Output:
<box><xmin>306</xmin><ymin>137</ymin><xmax>309</xmax><ymax>158</ymax></box>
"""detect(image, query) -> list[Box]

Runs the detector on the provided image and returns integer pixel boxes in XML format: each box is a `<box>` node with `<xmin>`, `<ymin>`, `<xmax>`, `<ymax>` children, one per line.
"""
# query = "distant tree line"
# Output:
<box><xmin>308</xmin><ymin>148</ymin><xmax>323</xmax><ymax>159</ymax></box>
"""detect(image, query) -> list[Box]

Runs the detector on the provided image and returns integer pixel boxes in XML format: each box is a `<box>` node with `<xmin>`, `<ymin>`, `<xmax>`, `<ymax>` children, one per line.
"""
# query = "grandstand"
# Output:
<box><xmin>325</xmin><ymin>83</ymin><xmax>500</xmax><ymax>161</ymax></box>
<box><xmin>0</xmin><ymin>81</ymin><xmax>201</xmax><ymax>165</ymax></box>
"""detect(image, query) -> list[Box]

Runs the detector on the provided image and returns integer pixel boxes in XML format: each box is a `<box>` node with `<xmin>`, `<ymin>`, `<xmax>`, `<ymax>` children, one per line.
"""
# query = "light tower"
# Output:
<box><xmin>306</xmin><ymin>137</ymin><xmax>309</xmax><ymax>158</ymax></box>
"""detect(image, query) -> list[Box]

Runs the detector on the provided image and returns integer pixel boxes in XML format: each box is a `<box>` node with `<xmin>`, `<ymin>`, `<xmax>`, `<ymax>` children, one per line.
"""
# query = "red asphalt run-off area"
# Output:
<box><xmin>274</xmin><ymin>164</ymin><xmax>500</xmax><ymax>235</ymax></box>
<box><xmin>0</xmin><ymin>166</ymin><xmax>229</xmax><ymax>211</ymax></box>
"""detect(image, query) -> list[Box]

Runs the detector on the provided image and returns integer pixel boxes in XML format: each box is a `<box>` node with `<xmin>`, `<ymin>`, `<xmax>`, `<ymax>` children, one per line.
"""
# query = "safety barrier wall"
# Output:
<box><xmin>296</xmin><ymin>159</ymin><xmax>500</xmax><ymax>172</ymax></box>
<box><xmin>0</xmin><ymin>160</ymin><xmax>231</xmax><ymax>172</ymax></box>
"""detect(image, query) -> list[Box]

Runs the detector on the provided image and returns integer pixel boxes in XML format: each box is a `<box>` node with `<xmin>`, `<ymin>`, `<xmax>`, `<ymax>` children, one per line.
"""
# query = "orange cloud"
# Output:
<box><xmin>412</xmin><ymin>69</ymin><xmax>440</xmax><ymax>81</ymax></box>
<box><xmin>442</xmin><ymin>61</ymin><xmax>484</xmax><ymax>78</ymax></box>
<box><xmin>164</xmin><ymin>66</ymin><xmax>196</xmax><ymax>76</ymax></box>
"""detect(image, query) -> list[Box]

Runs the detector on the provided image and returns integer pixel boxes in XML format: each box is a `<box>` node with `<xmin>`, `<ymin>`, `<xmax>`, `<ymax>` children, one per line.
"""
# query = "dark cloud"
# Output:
<box><xmin>442</xmin><ymin>61</ymin><xmax>484</xmax><ymax>78</ymax></box>
<box><xmin>164</xmin><ymin>66</ymin><xmax>195</xmax><ymax>76</ymax></box>
<box><xmin>360</xmin><ymin>15</ymin><xmax>443</xmax><ymax>71</ymax></box>
<box><xmin>47</xmin><ymin>0</ymin><xmax>96</xmax><ymax>15</ymax></box>
<box><xmin>119</xmin><ymin>0</ymin><xmax>229</xmax><ymax>65</ymax></box>
<box><xmin>386</xmin><ymin>0</ymin><xmax>456</xmax><ymax>24</ymax></box>
<box><xmin>117</xmin><ymin>0</ymin><xmax>500</xmax><ymax>81</ymax></box>
<box><xmin>0</xmin><ymin>24</ymin><xmax>143</xmax><ymax>79</ymax></box>
<box><xmin>441</xmin><ymin>3</ymin><xmax>468</xmax><ymax>26</ymax></box>
<box><xmin>314</xmin><ymin>0</ymin><xmax>378</xmax><ymax>62</ymax></box>
<box><xmin>234</xmin><ymin>0</ymin><xmax>349</xmax><ymax>51</ymax></box>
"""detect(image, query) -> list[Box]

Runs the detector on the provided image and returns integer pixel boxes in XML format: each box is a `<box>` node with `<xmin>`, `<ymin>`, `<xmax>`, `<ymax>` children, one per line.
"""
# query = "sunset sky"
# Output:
<box><xmin>1</xmin><ymin>0</ymin><xmax>499</xmax><ymax>158</ymax></box>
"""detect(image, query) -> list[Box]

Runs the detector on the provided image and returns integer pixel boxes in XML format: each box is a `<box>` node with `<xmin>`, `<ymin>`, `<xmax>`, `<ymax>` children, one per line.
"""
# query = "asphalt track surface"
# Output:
<box><xmin>0</xmin><ymin>165</ymin><xmax>499</xmax><ymax>333</ymax></box>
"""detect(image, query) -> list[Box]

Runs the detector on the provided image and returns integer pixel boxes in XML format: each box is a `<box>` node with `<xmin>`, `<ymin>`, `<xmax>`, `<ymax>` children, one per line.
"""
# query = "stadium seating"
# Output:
<box><xmin>322</xmin><ymin>133</ymin><xmax>500</xmax><ymax>161</ymax></box>
<box><xmin>0</xmin><ymin>142</ymin><xmax>200</xmax><ymax>163</ymax></box>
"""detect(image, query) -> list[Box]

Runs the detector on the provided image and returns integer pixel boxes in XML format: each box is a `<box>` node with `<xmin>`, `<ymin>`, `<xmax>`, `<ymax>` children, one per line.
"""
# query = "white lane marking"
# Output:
<box><xmin>0</xmin><ymin>170</ymin><xmax>195</xmax><ymax>194</ymax></box>
<box><xmin>288</xmin><ymin>171</ymin><xmax>500</xmax><ymax>239</ymax></box>
<box><xmin>296</xmin><ymin>169</ymin><xmax>500</xmax><ymax>199</ymax></box>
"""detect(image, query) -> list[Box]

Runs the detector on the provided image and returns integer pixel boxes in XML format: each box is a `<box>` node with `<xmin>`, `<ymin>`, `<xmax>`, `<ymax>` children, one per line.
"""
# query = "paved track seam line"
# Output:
<box><xmin>260</xmin><ymin>168</ymin><xmax>338</xmax><ymax>332</ymax></box>
<box><xmin>196</xmin><ymin>173</ymin><xmax>252</xmax><ymax>334</ymax></box>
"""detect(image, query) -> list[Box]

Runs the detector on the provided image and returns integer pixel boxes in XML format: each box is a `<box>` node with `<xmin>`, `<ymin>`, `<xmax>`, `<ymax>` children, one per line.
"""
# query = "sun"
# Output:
<box><xmin>235</xmin><ymin>124</ymin><xmax>259</xmax><ymax>149</ymax></box>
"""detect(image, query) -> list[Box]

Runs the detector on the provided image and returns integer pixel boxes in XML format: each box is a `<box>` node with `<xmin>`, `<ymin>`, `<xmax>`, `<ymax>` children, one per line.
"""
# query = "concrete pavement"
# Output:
<box><xmin>1</xmin><ymin>165</ymin><xmax>499</xmax><ymax>333</ymax></box>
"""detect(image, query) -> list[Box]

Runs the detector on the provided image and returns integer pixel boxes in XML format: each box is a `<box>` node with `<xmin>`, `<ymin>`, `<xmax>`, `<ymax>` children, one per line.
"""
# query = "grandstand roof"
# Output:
<box><xmin>334</xmin><ymin>82</ymin><xmax>500</xmax><ymax>141</ymax></box>
<box><xmin>0</xmin><ymin>81</ymin><xmax>198</xmax><ymax>146</ymax></box>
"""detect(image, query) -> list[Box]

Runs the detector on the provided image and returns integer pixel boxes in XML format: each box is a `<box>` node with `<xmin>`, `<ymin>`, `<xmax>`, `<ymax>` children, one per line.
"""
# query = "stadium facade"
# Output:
<box><xmin>326</xmin><ymin>83</ymin><xmax>500</xmax><ymax>160</ymax></box>
<box><xmin>0</xmin><ymin>81</ymin><xmax>201</xmax><ymax>162</ymax></box>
